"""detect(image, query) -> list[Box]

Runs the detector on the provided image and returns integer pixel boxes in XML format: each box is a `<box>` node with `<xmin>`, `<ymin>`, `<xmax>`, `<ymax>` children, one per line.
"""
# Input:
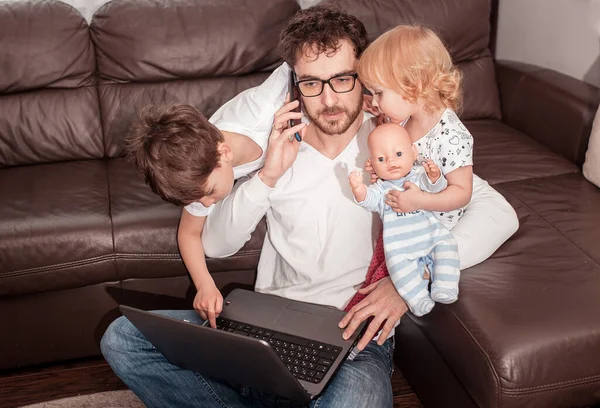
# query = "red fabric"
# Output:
<box><xmin>344</xmin><ymin>232</ymin><xmax>389</xmax><ymax>312</ymax></box>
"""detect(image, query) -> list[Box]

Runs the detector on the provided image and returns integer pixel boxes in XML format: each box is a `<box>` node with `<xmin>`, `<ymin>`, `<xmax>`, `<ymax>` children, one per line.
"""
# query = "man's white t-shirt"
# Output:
<box><xmin>256</xmin><ymin>115</ymin><xmax>380</xmax><ymax>309</ymax></box>
<box><xmin>203</xmin><ymin>112</ymin><xmax>381</xmax><ymax>309</ymax></box>
<box><xmin>184</xmin><ymin>63</ymin><xmax>293</xmax><ymax>217</ymax></box>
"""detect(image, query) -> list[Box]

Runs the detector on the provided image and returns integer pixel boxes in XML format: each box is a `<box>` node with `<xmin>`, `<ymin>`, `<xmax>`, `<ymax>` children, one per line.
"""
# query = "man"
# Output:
<box><xmin>101</xmin><ymin>4</ymin><xmax>518</xmax><ymax>407</ymax></box>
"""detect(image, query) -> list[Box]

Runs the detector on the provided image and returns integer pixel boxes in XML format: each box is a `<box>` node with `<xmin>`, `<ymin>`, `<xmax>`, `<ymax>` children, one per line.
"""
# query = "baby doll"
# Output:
<box><xmin>349</xmin><ymin>123</ymin><xmax>460</xmax><ymax>316</ymax></box>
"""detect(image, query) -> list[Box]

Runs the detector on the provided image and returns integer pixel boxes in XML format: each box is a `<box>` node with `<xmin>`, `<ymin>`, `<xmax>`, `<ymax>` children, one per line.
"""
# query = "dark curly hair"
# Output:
<box><xmin>278</xmin><ymin>3</ymin><xmax>368</xmax><ymax>66</ymax></box>
<box><xmin>125</xmin><ymin>104</ymin><xmax>223</xmax><ymax>206</ymax></box>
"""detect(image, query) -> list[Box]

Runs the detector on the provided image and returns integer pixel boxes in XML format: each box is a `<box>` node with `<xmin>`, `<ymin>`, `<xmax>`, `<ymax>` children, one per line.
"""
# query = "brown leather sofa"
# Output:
<box><xmin>1</xmin><ymin>0</ymin><xmax>599</xmax><ymax>407</ymax></box>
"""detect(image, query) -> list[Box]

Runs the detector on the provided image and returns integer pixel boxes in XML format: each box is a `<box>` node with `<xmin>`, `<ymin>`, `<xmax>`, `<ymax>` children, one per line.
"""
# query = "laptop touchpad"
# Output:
<box><xmin>274</xmin><ymin>305</ymin><xmax>329</xmax><ymax>332</ymax></box>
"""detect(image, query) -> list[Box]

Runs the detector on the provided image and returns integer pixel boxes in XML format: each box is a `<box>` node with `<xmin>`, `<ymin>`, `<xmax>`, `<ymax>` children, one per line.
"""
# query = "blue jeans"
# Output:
<box><xmin>101</xmin><ymin>310</ymin><xmax>395</xmax><ymax>408</ymax></box>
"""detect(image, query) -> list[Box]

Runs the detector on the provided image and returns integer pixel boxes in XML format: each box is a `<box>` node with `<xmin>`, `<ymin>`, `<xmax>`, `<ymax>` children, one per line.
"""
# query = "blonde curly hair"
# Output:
<box><xmin>357</xmin><ymin>25</ymin><xmax>463</xmax><ymax>114</ymax></box>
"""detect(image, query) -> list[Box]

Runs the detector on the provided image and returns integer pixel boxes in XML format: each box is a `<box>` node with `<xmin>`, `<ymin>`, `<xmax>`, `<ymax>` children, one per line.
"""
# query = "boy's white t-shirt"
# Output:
<box><xmin>184</xmin><ymin>63</ymin><xmax>293</xmax><ymax>217</ymax></box>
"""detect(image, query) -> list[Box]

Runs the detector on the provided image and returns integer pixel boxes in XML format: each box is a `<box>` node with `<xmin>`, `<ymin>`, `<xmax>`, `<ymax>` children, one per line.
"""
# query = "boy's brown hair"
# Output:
<box><xmin>278</xmin><ymin>3</ymin><xmax>368</xmax><ymax>66</ymax></box>
<box><xmin>125</xmin><ymin>104</ymin><xmax>223</xmax><ymax>206</ymax></box>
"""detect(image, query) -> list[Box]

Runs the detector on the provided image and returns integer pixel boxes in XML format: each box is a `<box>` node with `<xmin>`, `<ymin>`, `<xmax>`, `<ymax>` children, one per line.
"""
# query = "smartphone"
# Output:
<box><xmin>288</xmin><ymin>70</ymin><xmax>302</xmax><ymax>142</ymax></box>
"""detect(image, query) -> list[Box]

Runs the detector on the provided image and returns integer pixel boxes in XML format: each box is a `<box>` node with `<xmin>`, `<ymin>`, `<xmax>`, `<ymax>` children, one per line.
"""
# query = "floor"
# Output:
<box><xmin>0</xmin><ymin>357</ymin><xmax>423</xmax><ymax>408</ymax></box>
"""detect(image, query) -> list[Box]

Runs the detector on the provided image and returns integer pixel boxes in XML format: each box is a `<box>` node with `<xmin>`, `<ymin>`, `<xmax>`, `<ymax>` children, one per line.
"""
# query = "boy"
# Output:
<box><xmin>126</xmin><ymin>74</ymin><xmax>305</xmax><ymax>328</ymax></box>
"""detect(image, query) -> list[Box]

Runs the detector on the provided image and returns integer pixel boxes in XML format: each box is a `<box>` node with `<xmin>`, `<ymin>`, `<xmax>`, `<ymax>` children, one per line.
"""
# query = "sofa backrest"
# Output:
<box><xmin>0</xmin><ymin>0</ymin><xmax>499</xmax><ymax>167</ymax></box>
<box><xmin>0</xmin><ymin>0</ymin><xmax>103</xmax><ymax>168</ymax></box>
<box><xmin>328</xmin><ymin>0</ymin><xmax>501</xmax><ymax>121</ymax></box>
<box><xmin>90</xmin><ymin>0</ymin><xmax>300</xmax><ymax>158</ymax></box>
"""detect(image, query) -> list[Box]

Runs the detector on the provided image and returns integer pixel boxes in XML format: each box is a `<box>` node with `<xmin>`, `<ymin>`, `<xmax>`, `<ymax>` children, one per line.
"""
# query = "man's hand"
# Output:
<box><xmin>339</xmin><ymin>277</ymin><xmax>408</xmax><ymax>350</ymax></box>
<box><xmin>385</xmin><ymin>182</ymin><xmax>424</xmax><ymax>213</ymax></box>
<box><xmin>364</xmin><ymin>159</ymin><xmax>378</xmax><ymax>184</ymax></box>
<box><xmin>348</xmin><ymin>169</ymin><xmax>367</xmax><ymax>202</ymax></box>
<box><xmin>193</xmin><ymin>281</ymin><xmax>223</xmax><ymax>328</ymax></box>
<box><xmin>258</xmin><ymin>98</ymin><xmax>307</xmax><ymax>187</ymax></box>
<box><xmin>422</xmin><ymin>159</ymin><xmax>441</xmax><ymax>183</ymax></box>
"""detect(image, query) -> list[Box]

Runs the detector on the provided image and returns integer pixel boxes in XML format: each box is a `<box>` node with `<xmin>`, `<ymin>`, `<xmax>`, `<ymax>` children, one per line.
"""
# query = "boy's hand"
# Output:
<box><xmin>422</xmin><ymin>159</ymin><xmax>441</xmax><ymax>183</ymax></box>
<box><xmin>259</xmin><ymin>97</ymin><xmax>307</xmax><ymax>188</ymax></box>
<box><xmin>364</xmin><ymin>159</ymin><xmax>378</xmax><ymax>184</ymax></box>
<box><xmin>193</xmin><ymin>281</ymin><xmax>223</xmax><ymax>328</ymax></box>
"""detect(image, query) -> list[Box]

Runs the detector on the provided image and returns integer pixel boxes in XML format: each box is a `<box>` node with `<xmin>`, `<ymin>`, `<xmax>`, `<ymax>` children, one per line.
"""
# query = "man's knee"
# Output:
<box><xmin>325</xmin><ymin>355</ymin><xmax>393</xmax><ymax>407</ymax></box>
<box><xmin>100</xmin><ymin>316</ymin><xmax>134</xmax><ymax>361</ymax></box>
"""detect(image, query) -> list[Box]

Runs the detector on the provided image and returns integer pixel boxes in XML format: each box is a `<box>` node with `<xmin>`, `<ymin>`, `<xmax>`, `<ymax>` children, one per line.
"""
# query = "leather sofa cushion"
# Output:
<box><xmin>107</xmin><ymin>158</ymin><xmax>263</xmax><ymax>281</ymax></box>
<box><xmin>0</xmin><ymin>1</ymin><xmax>101</xmax><ymax>167</ymax></box>
<box><xmin>326</xmin><ymin>0</ymin><xmax>501</xmax><ymax>121</ymax></box>
<box><xmin>0</xmin><ymin>161</ymin><xmax>115</xmax><ymax>297</ymax></box>
<box><xmin>465</xmin><ymin>119</ymin><xmax>579</xmax><ymax>185</ymax></box>
<box><xmin>0</xmin><ymin>88</ymin><xmax>103</xmax><ymax>167</ymax></box>
<box><xmin>0</xmin><ymin>1</ymin><xmax>95</xmax><ymax>94</ymax></box>
<box><xmin>90</xmin><ymin>0</ymin><xmax>299</xmax><ymax>83</ymax></box>
<box><xmin>502</xmin><ymin>173</ymin><xmax>600</xmax><ymax>265</ymax></box>
<box><xmin>98</xmin><ymin>74</ymin><xmax>270</xmax><ymax>158</ymax></box>
<box><xmin>409</xmin><ymin>178</ymin><xmax>600</xmax><ymax>407</ymax></box>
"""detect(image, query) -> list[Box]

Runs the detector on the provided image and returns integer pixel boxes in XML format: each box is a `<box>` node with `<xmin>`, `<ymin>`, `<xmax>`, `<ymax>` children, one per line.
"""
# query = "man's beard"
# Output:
<box><xmin>304</xmin><ymin>96</ymin><xmax>362</xmax><ymax>136</ymax></box>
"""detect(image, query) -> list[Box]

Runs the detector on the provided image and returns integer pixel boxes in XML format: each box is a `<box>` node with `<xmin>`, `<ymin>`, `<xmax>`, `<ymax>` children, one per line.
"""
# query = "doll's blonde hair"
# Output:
<box><xmin>357</xmin><ymin>25</ymin><xmax>463</xmax><ymax>114</ymax></box>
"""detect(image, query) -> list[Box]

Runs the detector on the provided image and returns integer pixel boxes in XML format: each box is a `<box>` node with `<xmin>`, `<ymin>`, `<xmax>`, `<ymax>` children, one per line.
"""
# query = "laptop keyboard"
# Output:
<box><xmin>215</xmin><ymin>317</ymin><xmax>343</xmax><ymax>384</ymax></box>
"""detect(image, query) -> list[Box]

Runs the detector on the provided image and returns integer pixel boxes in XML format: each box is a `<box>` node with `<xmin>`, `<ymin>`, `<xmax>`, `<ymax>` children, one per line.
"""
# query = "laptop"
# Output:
<box><xmin>119</xmin><ymin>288</ymin><xmax>366</xmax><ymax>403</ymax></box>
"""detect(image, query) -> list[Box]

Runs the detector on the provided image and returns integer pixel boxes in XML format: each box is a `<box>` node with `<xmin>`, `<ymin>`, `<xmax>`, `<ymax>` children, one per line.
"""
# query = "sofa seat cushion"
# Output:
<box><xmin>107</xmin><ymin>158</ymin><xmax>264</xmax><ymax>281</ymax></box>
<box><xmin>0</xmin><ymin>161</ymin><xmax>115</xmax><ymax>297</ymax></box>
<box><xmin>502</xmin><ymin>173</ymin><xmax>600</xmax><ymax>265</ymax></box>
<box><xmin>465</xmin><ymin>119</ymin><xmax>579</xmax><ymax>185</ymax></box>
<box><xmin>408</xmin><ymin>175</ymin><xmax>600</xmax><ymax>408</ymax></box>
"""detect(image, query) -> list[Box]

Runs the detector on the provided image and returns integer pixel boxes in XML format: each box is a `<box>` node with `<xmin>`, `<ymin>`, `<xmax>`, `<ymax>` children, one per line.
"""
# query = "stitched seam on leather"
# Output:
<box><xmin>1</xmin><ymin>255</ymin><xmax>116</xmax><ymax>277</ymax></box>
<box><xmin>114</xmin><ymin>250</ymin><xmax>260</xmax><ymax>259</ymax></box>
<box><xmin>446</xmin><ymin>308</ymin><xmax>502</xmax><ymax>408</ymax></box>
<box><xmin>113</xmin><ymin>253</ymin><xmax>181</xmax><ymax>258</ymax></box>
<box><xmin>104</xmin><ymin>159</ymin><xmax>119</xmax><ymax>281</ymax></box>
<box><xmin>2</xmin><ymin>250</ymin><xmax>261</xmax><ymax>278</ymax></box>
<box><xmin>502</xmin><ymin>373</ymin><xmax>600</xmax><ymax>394</ymax></box>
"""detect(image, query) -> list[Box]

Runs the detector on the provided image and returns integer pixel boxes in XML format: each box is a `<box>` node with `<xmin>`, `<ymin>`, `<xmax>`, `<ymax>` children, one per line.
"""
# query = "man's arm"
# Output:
<box><xmin>203</xmin><ymin>99</ymin><xmax>307</xmax><ymax>258</ymax></box>
<box><xmin>202</xmin><ymin>173</ymin><xmax>273</xmax><ymax>258</ymax></box>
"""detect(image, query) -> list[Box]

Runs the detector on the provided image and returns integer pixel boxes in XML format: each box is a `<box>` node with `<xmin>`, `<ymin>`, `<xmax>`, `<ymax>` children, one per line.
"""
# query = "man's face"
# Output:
<box><xmin>293</xmin><ymin>40</ymin><xmax>363</xmax><ymax>136</ymax></box>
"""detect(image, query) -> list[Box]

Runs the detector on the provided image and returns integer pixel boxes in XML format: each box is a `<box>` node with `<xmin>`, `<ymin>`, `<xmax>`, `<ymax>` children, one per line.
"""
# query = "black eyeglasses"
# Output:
<box><xmin>295</xmin><ymin>73</ymin><xmax>359</xmax><ymax>97</ymax></box>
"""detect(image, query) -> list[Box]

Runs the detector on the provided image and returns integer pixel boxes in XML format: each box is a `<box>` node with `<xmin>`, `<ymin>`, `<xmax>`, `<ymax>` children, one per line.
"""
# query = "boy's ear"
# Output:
<box><xmin>217</xmin><ymin>143</ymin><xmax>232</xmax><ymax>163</ymax></box>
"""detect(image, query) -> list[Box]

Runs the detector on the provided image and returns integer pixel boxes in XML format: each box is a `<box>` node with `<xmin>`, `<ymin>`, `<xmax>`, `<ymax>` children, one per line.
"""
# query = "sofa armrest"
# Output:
<box><xmin>496</xmin><ymin>60</ymin><xmax>600</xmax><ymax>166</ymax></box>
